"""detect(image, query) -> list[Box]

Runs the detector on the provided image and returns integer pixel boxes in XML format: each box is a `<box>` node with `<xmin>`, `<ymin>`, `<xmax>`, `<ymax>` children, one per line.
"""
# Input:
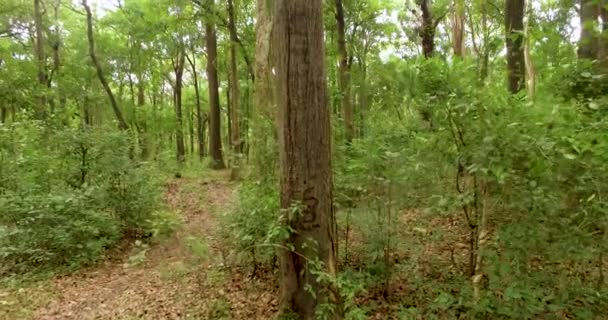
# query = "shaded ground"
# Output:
<box><xmin>1</xmin><ymin>171</ymin><xmax>277</xmax><ymax>320</ymax></box>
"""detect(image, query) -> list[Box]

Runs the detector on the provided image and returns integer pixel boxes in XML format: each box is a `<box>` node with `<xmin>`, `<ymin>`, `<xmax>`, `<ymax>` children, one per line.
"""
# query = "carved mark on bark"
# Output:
<box><xmin>301</xmin><ymin>187</ymin><xmax>319</xmax><ymax>228</ymax></box>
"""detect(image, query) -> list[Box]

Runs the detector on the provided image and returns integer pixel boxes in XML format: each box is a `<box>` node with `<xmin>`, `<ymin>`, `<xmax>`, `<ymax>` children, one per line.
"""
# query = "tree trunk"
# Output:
<box><xmin>250</xmin><ymin>0</ymin><xmax>276</xmax><ymax>178</ymax></box>
<box><xmin>186</xmin><ymin>53</ymin><xmax>205</xmax><ymax>160</ymax></box>
<box><xmin>524</xmin><ymin>0</ymin><xmax>536</xmax><ymax>98</ymax></box>
<box><xmin>335</xmin><ymin>0</ymin><xmax>354</xmax><ymax>143</ymax></box>
<box><xmin>272</xmin><ymin>0</ymin><xmax>339</xmax><ymax>318</ymax></box>
<box><xmin>505</xmin><ymin>0</ymin><xmax>526</xmax><ymax>94</ymax></box>
<box><xmin>227</xmin><ymin>0</ymin><xmax>242</xmax><ymax>154</ymax></box>
<box><xmin>82</xmin><ymin>0</ymin><xmax>129</xmax><ymax>130</ymax></box>
<box><xmin>578</xmin><ymin>0</ymin><xmax>600</xmax><ymax>60</ymax></box>
<box><xmin>205</xmin><ymin>3</ymin><xmax>226</xmax><ymax>169</ymax></box>
<box><xmin>451</xmin><ymin>0</ymin><xmax>465</xmax><ymax>57</ymax></box>
<box><xmin>34</xmin><ymin>0</ymin><xmax>47</xmax><ymax>118</ymax></box>
<box><xmin>420</xmin><ymin>0</ymin><xmax>436</xmax><ymax>58</ymax></box>
<box><xmin>174</xmin><ymin>48</ymin><xmax>186</xmax><ymax>163</ymax></box>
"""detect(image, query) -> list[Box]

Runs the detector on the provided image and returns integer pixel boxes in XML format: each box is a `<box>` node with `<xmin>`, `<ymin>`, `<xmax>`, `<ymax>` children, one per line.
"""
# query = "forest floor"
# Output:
<box><xmin>0</xmin><ymin>170</ymin><xmax>278</xmax><ymax>320</ymax></box>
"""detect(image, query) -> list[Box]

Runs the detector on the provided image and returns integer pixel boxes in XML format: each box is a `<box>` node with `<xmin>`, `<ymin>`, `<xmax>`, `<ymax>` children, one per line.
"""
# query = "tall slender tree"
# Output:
<box><xmin>82</xmin><ymin>0</ymin><xmax>129</xmax><ymax>130</ymax></box>
<box><xmin>227</xmin><ymin>0</ymin><xmax>242</xmax><ymax>153</ymax></box>
<box><xmin>173</xmin><ymin>47</ymin><xmax>186</xmax><ymax>163</ymax></box>
<box><xmin>272</xmin><ymin>0</ymin><xmax>339</xmax><ymax>317</ymax></box>
<box><xmin>33</xmin><ymin>0</ymin><xmax>47</xmax><ymax>117</ymax></box>
<box><xmin>205</xmin><ymin>0</ymin><xmax>226</xmax><ymax>169</ymax></box>
<box><xmin>505</xmin><ymin>0</ymin><xmax>526</xmax><ymax>94</ymax></box>
<box><xmin>335</xmin><ymin>0</ymin><xmax>354</xmax><ymax>142</ymax></box>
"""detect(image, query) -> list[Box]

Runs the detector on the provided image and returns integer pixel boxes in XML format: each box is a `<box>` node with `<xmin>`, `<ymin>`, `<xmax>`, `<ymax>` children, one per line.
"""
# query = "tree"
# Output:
<box><xmin>33</xmin><ymin>0</ymin><xmax>47</xmax><ymax>117</ymax></box>
<box><xmin>205</xmin><ymin>0</ymin><xmax>225</xmax><ymax>169</ymax></box>
<box><xmin>335</xmin><ymin>0</ymin><xmax>354</xmax><ymax>142</ymax></box>
<box><xmin>451</xmin><ymin>0</ymin><xmax>465</xmax><ymax>57</ymax></box>
<box><xmin>416</xmin><ymin>0</ymin><xmax>446</xmax><ymax>58</ymax></box>
<box><xmin>173</xmin><ymin>47</ymin><xmax>186</xmax><ymax>163</ymax></box>
<box><xmin>186</xmin><ymin>50</ymin><xmax>205</xmax><ymax>160</ymax></box>
<box><xmin>272</xmin><ymin>0</ymin><xmax>339</xmax><ymax>318</ymax></box>
<box><xmin>227</xmin><ymin>0</ymin><xmax>242</xmax><ymax>154</ymax></box>
<box><xmin>578</xmin><ymin>0</ymin><xmax>600</xmax><ymax>60</ymax></box>
<box><xmin>505</xmin><ymin>0</ymin><xmax>525</xmax><ymax>94</ymax></box>
<box><xmin>82</xmin><ymin>0</ymin><xmax>129</xmax><ymax>130</ymax></box>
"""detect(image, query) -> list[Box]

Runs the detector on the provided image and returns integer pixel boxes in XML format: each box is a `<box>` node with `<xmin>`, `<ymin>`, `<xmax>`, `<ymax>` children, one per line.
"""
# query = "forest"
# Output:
<box><xmin>1</xmin><ymin>0</ymin><xmax>607</xmax><ymax>319</ymax></box>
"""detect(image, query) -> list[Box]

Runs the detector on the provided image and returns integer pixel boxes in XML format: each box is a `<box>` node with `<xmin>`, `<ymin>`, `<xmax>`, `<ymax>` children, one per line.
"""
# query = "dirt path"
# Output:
<box><xmin>2</xmin><ymin>172</ymin><xmax>277</xmax><ymax>320</ymax></box>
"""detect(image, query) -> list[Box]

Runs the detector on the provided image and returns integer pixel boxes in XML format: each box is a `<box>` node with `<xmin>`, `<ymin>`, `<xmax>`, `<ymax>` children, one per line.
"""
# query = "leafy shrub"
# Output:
<box><xmin>0</xmin><ymin>191</ymin><xmax>120</xmax><ymax>275</ymax></box>
<box><xmin>0</xmin><ymin>122</ymin><xmax>165</xmax><ymax>276</ymax></box>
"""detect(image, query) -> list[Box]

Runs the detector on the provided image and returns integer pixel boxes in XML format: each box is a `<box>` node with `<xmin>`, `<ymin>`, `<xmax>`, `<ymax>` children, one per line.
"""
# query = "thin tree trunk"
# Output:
<box><xmin>227</xmin><ymin>0</ymin><xmax>242</xmax><ymax>153</ymax></box>
<box><xmin>186</xmin><ymin>53</ymin><xmax>205</xmax><ymax>160</ymax></box>
<box><xmin>205</xmin><ymin>3</ymin><xmax>226</xmax><ymax>169</ymax></box>
<box><xmin>335</xmin><ymin>0</ymin><xmax>354</xmax><ymax>143</ymax></box>
<box><xmin>524</xmin><ymin>0</ymin><xmax>536</xmax><ymax>98</ymax></box>
<box><xmin>82</xmin><ymin>0</ymin><xmax>129</xmax><ymax>130</ymax></box>
<box><xmin>272</xmin><ymin>0</ymin><xmax>339</xmax><ymax>318</ymax></box>
<box><xmin>174</xmin><ymin>48</ymin><xmax>186</xmax><ymax>163</ymax></box>
<box><xmin>34</xmin><ymin>0</ymin><xmax>47</xmax><ymax>118</ymax></box>
<box><xmin>505</xmin><ymin>0</ymin><xmax>526</xmax><ymax>94</ymax></box>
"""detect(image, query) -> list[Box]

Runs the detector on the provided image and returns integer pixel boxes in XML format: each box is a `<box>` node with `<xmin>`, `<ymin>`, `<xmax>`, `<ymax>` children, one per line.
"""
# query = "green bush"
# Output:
<box><xmin>0</xmin><ymin>191</ymin><xmax>120</xmax><ymax>275</ymax></box>
<box><xmin>0</xmin><ymin>122</ymin><xmax>165</xmax><ymax>276</ymax></box>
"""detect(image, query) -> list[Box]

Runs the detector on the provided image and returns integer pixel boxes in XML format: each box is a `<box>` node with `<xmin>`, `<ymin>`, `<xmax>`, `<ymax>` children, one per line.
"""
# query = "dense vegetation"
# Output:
<box><xmin>1</xmin><ymin>0</ymin><xmax>607</xmax><ymax>318</ymax></box>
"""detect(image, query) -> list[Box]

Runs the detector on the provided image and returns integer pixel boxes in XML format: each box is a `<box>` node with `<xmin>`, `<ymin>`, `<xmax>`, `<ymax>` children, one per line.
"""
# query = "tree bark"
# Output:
<box><xmin>578</xmin><ymin>0</ymin><xmax>600</xmax><ymax>60</ymax></box>
<box><xmin>272</xmin><ymin>0</ymin><xmax>339</xmax><ymax>318</ymax></box>
<box><xmin>205</xmin><ymin>2</ymin><xmax>226</xmax><ymax>169</ymax></box>
<box><xmin>227</xmin><ymin>0</ymin><xmax>242</xmax><ymax>154</ymax></box>
<box><xmin>505</xmin><ymin>0</ymin><xmax>526</xmax><ymax>94</ymax></box>
<box><xmin>82</xmin><ymin>0</ymin><xmax>129</xmax><ymax>130</ymax></box>
<box><xmin>419</xmin><ymin>0</ymin><xmax>436</xmax><ymax>58</ymax></box>
<box><xmin>34</xmin><ymin>0</ymin><xmax>47</xmax><ymax>117</ymax></box>
<box><xmin>174</xmin><ymin>48</ymin><xmax>186</xmax><ymax>163</ymax></box>
<box><xmin>335</xmin><ymin>0</ymin><xmax>354</xmax><ymax>143</ymax></box>
<box><xmin>451</xmin><ymin>0</ymin><xmax>465</xmax><ymax>57</ymax></box>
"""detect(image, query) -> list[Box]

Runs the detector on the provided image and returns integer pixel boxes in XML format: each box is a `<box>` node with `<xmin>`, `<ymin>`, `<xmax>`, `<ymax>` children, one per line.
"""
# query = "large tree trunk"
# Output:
<box><xmin>578</xmin><ymin>0</ymin><xmax>600</xmax><ymax>60</ymax></box>
<box><xmin>272</xmin><ymin>0</ymin><xmax>339</xmax><ymax>318</ymax></box>
<box><xmin>34</xmin><ymin>0</ymin><xmax>47</xmax><ymax>117</ymax></box>
<box><xmin>227</xmin><ymin>0</ymin><xmax>242</xmax><ymax>154</ymax></box>
<box><xmin>419</xmin><ymin>0</ymin><xmax>436</xmax><ymax>58</ymax></box>
<box><xmin>505</xmin><ymin>0</ymin><xmax>526</xmax><ymax>94</ymax></box>
<box><xmin>186</xmin><ymin>53</ymin><xmax>205</xmax><ymax>160</ymax></box>
<box><xmin>335</xmin><ymin>0</ymin><xmax>354</xmax><ymax>143</ymax></box>
<box><xmin>174</xmin><ymin>48</ymin><xmax>186</xmax><ymax>163</ymax></box>
<box><xmin>451</xmin><ymin>0</ymin><xmax>465</xmax><ymax>57</ymax></box>
<box><xmin>205</xmin><ymin>4</ymin><xmax>226</xmax><ymax>169</ymax></box>
<box><xmin>82</xmin><ymin>0</ymin><xmax>129</xmax><ymax>130</ymax></box>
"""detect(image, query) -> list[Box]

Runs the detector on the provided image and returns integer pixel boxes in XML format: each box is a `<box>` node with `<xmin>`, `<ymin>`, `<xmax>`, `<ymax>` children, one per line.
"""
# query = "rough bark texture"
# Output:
<box><xmin>272</xmin><ymin>0</ymin><xmax>339</xmax><ymax>318</ymax></box>
<box><xmin>335</xmin><ymin>0</ymin><xmax>354</xmax><ymax>142</ymax></box>
<box><xmin>227</xmin><ymin>0</ymin><xmax>242</xmax><ymax>154</ymax></box>
<box><xmin>419</xmin><ymin>0</ymin><xmax>435</xmax><ymax>58</ymax></box>
<box><xmin>174</xmin><ymin>48</ymin><xmax>186</xmax><ymax>163</ymax></box>
<box><xmin>451</xmin><ymin>0</ymin><xmax>465</xmax><ymax>57</ymax></box>
<box><xmin>83</xmin><ymin>0</ymin><xmax>128</xmax><ymax>130</ymax></box>
<box><xmin>205</xmin><ymin>9</ymin><xmax>226</xmax><ymax>169</ymax></box>
<box><xmin>505</xmin><ymin>0</ymin><xmax>526</xmax><ymax>94</ymax></box>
